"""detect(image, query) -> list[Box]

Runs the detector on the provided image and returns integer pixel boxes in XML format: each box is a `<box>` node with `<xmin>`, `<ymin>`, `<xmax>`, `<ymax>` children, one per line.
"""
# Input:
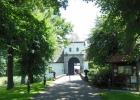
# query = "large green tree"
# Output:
<box><xmin>0</xmin><ymin>1</ymin><xmax>19</xmax><ymax>90</ymax></box>
<box><xmin>0</xmin><ymin>0</ymin><xmax>71</xmax><ymax>89</ymax></box>
<box><xmin>86</xmin><ymin>17</ymin><xmax>124</xmax><ymax>66</ymax></box>
<box><xmin>13</xmin><ymin>2</ymin><xmax>72</xmax><ymax>84</ymax></box>
<box><xmin>86</xmin><ymin>0</ymin><xmax>140</xmax><ymax>66</ymax></box>
<box><xmin>86</xmin><ymin>0</ymin><xmax>140</xmax><ymax>54</ymax></box>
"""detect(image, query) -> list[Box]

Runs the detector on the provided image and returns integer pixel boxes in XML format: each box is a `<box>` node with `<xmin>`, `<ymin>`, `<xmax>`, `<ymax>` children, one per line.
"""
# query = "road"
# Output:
<box><xmin>32</xmin><ymin>75</ymin><xmax>102</xmax><ymax>100</ymax></box>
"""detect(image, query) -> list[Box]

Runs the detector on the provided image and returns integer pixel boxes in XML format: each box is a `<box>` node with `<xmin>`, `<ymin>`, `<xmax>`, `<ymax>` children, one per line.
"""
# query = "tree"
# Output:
<box><xmin>15</xmin><ymin>6</ymin><xmax>73</xmax><ymax>84</ymax></box>
<box><xmin>0</xmin><ymin>0</ymin><xmax>71</xmax><ymax>89</ymax></box>
<box><xmin>86</xmin><ymin>17</ymin><xmax>124</xmax><ymax>66</ymax></box>
<box><xmin>0</xmin><ymin>1</ymin><xmax>18</xmax><ymax>90</ymax></box>
<box><xmin>87</xmin><ymin>0</ymin><xmax>140</xmax><ymax>54</ymax></box>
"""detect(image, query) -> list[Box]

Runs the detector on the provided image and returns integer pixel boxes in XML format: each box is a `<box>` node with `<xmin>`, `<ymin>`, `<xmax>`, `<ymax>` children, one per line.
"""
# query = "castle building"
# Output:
<box><xmin>47</xmin><ymin>38</ymin><xmax>89</xmax><ymax>78</ymax></box>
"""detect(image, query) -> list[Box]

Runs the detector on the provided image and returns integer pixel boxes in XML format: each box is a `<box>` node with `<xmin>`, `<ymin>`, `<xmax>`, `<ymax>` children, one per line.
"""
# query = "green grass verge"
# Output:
<box><xmin>0</xmin><ymin>81</ymin><xmax>52</xmax><ymax>100</ymax></box>
<box><xmin>100</xmin><ymin>91</ymin><xmax>140</xmax><ymax>100</ymax></box>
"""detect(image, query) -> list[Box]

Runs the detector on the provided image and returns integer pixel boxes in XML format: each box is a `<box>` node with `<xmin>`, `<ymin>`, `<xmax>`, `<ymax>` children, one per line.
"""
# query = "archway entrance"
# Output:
<box><xmin>68</xmin><ymin>57</ymin><xmax>80</xmax><ymax>75</ymax></box>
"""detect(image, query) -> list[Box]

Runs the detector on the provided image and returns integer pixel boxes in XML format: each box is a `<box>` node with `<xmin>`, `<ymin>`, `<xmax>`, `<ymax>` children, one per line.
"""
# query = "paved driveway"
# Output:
<box><xmin>32</xmin><ymin>75</ymin><xmax>102</xmax><ymax>100</ymax></box>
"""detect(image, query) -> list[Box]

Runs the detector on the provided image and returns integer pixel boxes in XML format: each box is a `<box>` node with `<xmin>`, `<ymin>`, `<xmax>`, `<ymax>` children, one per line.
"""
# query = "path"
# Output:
<box><xmin>32</xmin><ymin>75</ymin><xmax>102</xmax><ymax>100</ymax></box>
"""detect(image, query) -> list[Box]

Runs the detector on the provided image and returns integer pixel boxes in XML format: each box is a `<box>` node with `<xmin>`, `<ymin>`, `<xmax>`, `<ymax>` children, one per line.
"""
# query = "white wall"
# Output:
<box><xmin>46</xmin><ymin>63</ymin><xmax>64</xmax><ymax>78</ymax></box>
<box><xmin>84</xmin><ymin>61</ymin><xmax>89</xmax><ymax>70</ymax></box>
<box><xmin>64</xmin><ymin>42</ymin><xmax>85</xmax><ymax>55</ymax></box>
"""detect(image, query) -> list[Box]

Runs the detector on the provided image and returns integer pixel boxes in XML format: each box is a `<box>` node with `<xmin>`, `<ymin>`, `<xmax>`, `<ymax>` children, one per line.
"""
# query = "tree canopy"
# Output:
<box><xmin>0</xmin><ymin>0</ymin><xmax>73</xmax><ymax>89</ymax></box>
<box><xmin>86</xmin><ymin>0</ymin><xmax>140</xmax><ymax>66</ymax></box>
<box><xmin>86</xmin><ymin>17</ymin><xmax>124</xmax><ymax>66</ymax></box>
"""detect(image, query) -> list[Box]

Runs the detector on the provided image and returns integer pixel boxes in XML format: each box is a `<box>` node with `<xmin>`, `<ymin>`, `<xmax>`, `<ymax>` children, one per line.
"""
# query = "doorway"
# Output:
<box><xmin>68</xmin><ymin>57</ymin><xmax>80</xmax><ymax>75</ymax></box>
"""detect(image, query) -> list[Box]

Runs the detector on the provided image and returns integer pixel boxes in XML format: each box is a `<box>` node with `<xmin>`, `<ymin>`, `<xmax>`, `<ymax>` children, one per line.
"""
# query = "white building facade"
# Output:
<box><xmin>47</xmin><ymin>41</ymin><xmax>89</xmax><ymax>78</ymax></box>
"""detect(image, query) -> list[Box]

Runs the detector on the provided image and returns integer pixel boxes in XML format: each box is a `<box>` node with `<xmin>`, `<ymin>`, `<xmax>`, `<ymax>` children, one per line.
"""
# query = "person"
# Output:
<box><xmin>108</xmin><ymin>79</ymin><xmax>111</xmax><ymax>91</ymax></box>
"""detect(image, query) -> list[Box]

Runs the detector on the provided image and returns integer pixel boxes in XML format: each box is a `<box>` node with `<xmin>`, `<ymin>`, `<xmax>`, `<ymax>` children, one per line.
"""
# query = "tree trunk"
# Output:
<box><xmin>7</xmin><ymin>47</ymin><xmax>14</xmax><ymax>90</ymax></box>
<box><xmin>30</xmin><ymin>73</ymin><xmax>34</xmax><ymax>84</ymax></box>
<box><xmin>28</xmin><ymin>53</ymin><xmax>34</xmax><ymax>84</ymax></box>
<box><xmin>124</xmin><ymin>22</ymin><xmax>135</xmax><ymax>54</ymax></box>
<box><xmin>28</xmin><ymin>72</ymin><xmax>34</xmax><ymax>83</ymax></box>
<box><xmin>21</xmin><ymin>75</ymin><xmax>26</xmax><ymax>84</ymax></box>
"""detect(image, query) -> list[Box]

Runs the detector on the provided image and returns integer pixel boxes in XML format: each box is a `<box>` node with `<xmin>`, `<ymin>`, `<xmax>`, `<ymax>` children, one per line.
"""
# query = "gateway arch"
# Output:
<box><xmin>64</xmin><ymin>53</ymin><xmax>84</xmax><ymax>75</ymax></box>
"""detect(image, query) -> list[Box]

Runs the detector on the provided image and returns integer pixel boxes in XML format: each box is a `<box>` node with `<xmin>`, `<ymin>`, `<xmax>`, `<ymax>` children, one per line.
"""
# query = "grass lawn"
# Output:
<box><xmin>0</xmin><ymin>81</ymin><xmax>52</xmax><ymax>100</ymax></box>
<box><xmin>100</xmin><ymin>91</ymin><xmax>140</xmax><ymax>100</ymax></box>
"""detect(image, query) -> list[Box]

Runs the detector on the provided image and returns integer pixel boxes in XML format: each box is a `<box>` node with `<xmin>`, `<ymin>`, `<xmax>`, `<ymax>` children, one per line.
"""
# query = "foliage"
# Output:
<box><xmin>86</xmin><ymin>16</ymin><xmax>124</xmax><ymax>88</ymax></box>
<box><xmin>87</xmin><ymin>0</ymin><xmax>140</xmax><ymax>53</ymax></box>
<box><xmin>85</xmin><ymin>1</ymin><xmax>140</xmax><ymax>89</ymax></box>
<box><xmin>0</xmin><ymin>81</ymin><xmax>52</xmax><ymax>100</ymax></box>
<box><xmin>33</xmin><ymin>76</ymin><xmax>44</xmax><ymax>82</ymax></box>
<box><xmin>0</xmin><ymin>56</ymin><xmax>6</xmax><ymax>76</ymax></box>
<box><xmin>86</xmin><ymin>0</ymin><xmax>140</xmax><ymax>89</ymax></box>
<box><xmin>15</xmin><ymin>9</ymin><xmax>72</xmax><ymax>78</ymax></box>
<box><xmin>100</xmin><ymin>91</ymin><xmax>140</xmax><ymax>100</ymax></box>
<box><xmin>0</xmin><ymin>0</ymin><xmax>73</xmax><ymax>89</ymax></box>
<box><xmin>88</xmin><ymin>62</ymin><xmax>112</xmax><ymax>87</ymax></box>
<box><xmin>86</xmin><ymin>17</ymin><xmax>124</xmax><ymax>66</ymax></box>
<box><xmin>87</xmin><ymin>0</ymin><xmax>140</xmax><ymax>36</ymax></box>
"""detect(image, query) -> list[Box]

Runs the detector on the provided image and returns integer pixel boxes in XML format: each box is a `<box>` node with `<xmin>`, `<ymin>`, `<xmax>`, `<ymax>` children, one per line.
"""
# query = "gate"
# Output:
<box><xmin>68</xmin><ymin>57</ymin><xmax>80</xmax><ymax>75</ymax></box>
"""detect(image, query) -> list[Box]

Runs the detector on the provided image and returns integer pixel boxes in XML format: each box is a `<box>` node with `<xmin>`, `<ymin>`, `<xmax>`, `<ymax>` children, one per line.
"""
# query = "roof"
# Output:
<box><xmin>70</xmin><ymin>41</ymin><xmax>85</xmax><ymax>43</ymax></box>
<box><xmin>107</xmin><ymin>54</ymin><xmax>136</xmax><ymax>63</ymax></box>
<box><xmin>53</xmin><ymin>50</ymin><xmax>64</xmax><ymax>63</ymax></box>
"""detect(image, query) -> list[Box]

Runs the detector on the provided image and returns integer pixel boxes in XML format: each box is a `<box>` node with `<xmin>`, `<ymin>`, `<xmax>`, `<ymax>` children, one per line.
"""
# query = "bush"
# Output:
<box><xmin>2</xmin><ymin>80</ymin><xmax>7</xmax><ymax>85</ymax></box>
<box><xmin>34</xmin><ymin>75</ymin><xmax>53</xmax><ymax>82</ymax></box>
<box><xmin>88</xmin><ymin>64</ymin><xmax>112</xmax><ymax>88</ymax></box>
<box><xmin>47</xmin><ymin>77</ymin><xmax>53</xmax><ymax>81</ymax></box>
<box><xmin>34</xmin><ymin>76</ymin><xmax>43</xmax><ymax>82</ymax></box>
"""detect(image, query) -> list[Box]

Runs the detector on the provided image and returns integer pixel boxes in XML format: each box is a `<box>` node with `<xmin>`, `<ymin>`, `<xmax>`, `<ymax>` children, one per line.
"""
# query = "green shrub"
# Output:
<box><xmin>34</xmin><ymin>75</ymin><xmax>53</xmax><ymax>82</ymax></box>
<box><xmin>88</xmin><ymin>63</ymin><xmax>112</xmax><ymax>88</ymax></box>
<box><xmin>2</xmin><ymin>80</ymin><xmax>7</xmax><ymax>85</ymax></box>
<box><xmin>34</xmin><ymin>76</ymin><xmax>43</xmax><ymax>82</ymax></box>
<box><xmin>47</xmin><ymin>77</ymin><xmax>53</xmax><ymax>81</ymax></box>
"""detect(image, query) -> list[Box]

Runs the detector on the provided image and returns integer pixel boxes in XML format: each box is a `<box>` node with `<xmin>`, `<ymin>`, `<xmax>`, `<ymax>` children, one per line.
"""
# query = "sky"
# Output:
<box><xmin>60</xmin><ymin>0</ymin><xmax>101</xmax><ymax>41</ymax></box>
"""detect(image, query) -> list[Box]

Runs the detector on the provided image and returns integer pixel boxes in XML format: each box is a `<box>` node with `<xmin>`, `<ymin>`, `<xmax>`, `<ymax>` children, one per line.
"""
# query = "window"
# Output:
<box><xmin>69</xmin><ymin>48</ymin><xmax>72</xmax><ymax>52</ymax></box>
<box><xmin>76</xmin><ymin>47</ymin><xmax>79</xmax><ymax>51</ymax></box>
<box><xmin>118</xmin><ymin>66</ymin><xmax>132</xmax><ymax>75</ymax></box>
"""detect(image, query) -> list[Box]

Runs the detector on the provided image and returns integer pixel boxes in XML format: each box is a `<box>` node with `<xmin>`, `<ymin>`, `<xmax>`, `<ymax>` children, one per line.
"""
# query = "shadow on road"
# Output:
<box><xmin>32</xmin><ymin>75</ymin><xmax>102</xmax><ymax>100</ymax></box>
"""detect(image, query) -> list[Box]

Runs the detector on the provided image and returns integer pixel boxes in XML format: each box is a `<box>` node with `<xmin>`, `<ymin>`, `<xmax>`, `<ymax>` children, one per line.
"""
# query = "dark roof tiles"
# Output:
<box><xmin>53</xmin><ymin>50</ymin><xmax>64</xmax><ymax>63</ymax></box>
<box><xmin>107</xmin><ymin>54</ymin><xmax>135</xmax><ymax>63</ymax></box>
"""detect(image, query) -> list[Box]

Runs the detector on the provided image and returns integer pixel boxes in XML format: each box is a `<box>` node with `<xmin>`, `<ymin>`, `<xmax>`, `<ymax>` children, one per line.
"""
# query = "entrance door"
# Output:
<box><xmin>68</xmin><ymin>57</ymin><xmax>80</xmax><ymax>75</ymax></box>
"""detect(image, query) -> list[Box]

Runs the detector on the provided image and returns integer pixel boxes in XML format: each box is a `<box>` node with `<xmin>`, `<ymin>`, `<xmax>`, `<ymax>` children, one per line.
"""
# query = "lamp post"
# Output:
<box><xmin>42</xmin><ymin>57</ymin><xmax>46</xmax><ymax>86</ymax></box>
<box><xmin>108</xmin><ymin>79</ymin><xmax>111</xmax><ymax>91</ymax></box>
<box><xmin>84</xmin><ymin>69</ymin><xmax>89</xmax><ymax>81</ymax></box>
<box><xmin>68</xmin><ymin>67</ymin><xmax>71</xmax><ymax>81</ymax></box>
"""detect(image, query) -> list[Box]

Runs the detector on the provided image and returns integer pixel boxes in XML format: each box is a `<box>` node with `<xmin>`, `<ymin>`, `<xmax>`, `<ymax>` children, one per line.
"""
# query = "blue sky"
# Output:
<box><xmin>60</xmin><ymin>0</ymin><xmax>101</xmax><ymax>41</ymax></box>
